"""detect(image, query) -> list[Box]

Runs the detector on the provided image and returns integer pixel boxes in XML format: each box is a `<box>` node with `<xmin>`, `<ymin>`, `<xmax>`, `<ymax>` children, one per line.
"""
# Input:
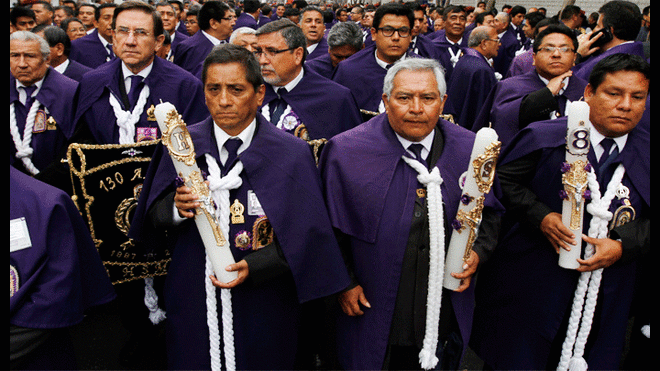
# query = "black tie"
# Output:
<box><xmin>596</xmin><ymin>138</ymin><xmax>618</xmax><ymax>181</ymax></box>
<box><xmin>408</xmin><ymin>143</ymin><xmax>428</xmax><ymax>169</ymax></box>
<box><xmin>127</xmin><ymin>75</ymin><xmax>144</xmax><ymax>110</ymax></box>
<box><xmin>23</xmin><ymin>85</ymin><xmax>37</xmax><ymax>108</ymax></box>
<box><xmin>270</xmin><ymin>88</ymin><xmax>288</xmax><ymax>124</ymax></box>
<box><xmin>222</xmin><ymin>138</ymin><xmax>242</xmax><ymax>176</ymax></box>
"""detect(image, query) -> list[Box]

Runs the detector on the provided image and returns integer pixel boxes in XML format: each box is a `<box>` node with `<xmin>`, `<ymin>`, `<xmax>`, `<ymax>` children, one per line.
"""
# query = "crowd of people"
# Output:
<box><xmin>10</xmin><ymin>0</ymin><xmax>650</xmax><ymax>370</ymax></box>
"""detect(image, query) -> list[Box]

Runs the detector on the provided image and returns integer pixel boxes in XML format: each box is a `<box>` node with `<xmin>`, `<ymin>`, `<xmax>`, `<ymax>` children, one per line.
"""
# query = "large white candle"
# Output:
<box><xmin>154</xmin><ymin>102</ymin><xmax>238</xmax><ymax>283</ymax></box>
<box><xmin>444</xmin><ymin>127</ymin><xmax>500</xmax><ymax>290</ymax></box>
<box><xmin>558</xmin><ymin>101</ymin><xmax>591</xmax><ymax>269</ymax></box>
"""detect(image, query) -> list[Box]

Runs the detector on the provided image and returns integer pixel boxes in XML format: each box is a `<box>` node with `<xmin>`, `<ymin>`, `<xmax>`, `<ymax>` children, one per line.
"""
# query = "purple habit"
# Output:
<box><xmin>305</xmin><ymin>52</ymin><xmax>336</xmax><ymax>80</ymax></box>
<box><xmin>319</xmin><ymin>114</ymin><xmax>502</xmax><ymax>370</ymax></box>
<box><xmin>505</xmin><ymin>48</ymin><xmax>535</xmax><ymax>78</ymax></box>
<box><xmin>491</xmin><ymin>26</ymin><xmax>521</xmax><ymax>75</ymax></box>
<box><xmin>332</xmin><ymin>44</ymin><xmax>419</xmax><ymax>112</ymax></box>
<box><xmin>10</xmin><ymin>165</ymin><xmax>115</xmax><ymax>326</ymax></box>
<box><xmin>10</xmin><ymin>68</ymin><xmax>78</xmax><ymax>172</ymax></box>
<box><xmin>445</xmin><ymin>48</ymin><xmax>498</xmax><ymax>129</ymax></box>
<box><xmin>306</xmin><ymin>37</ymin><xmax>329</xmax><ymax>61</ymax></box>
<box><xmin>261</xmin><ymin>67</ymin><xmax>362</xmax><ymax>139</ymax></box>
<box><xmin>69</xmin><ymin>29</ymin><xmax>115</xmax><ymax>69</ymax></box>
<box><xmin>573</xmin><ymin>42</ymin><xmax>647</xmax><ymax>81</ymax></box>
<box><xmin>129</xmin><ymin>114</ymin><xmax>351</xmax><ymax>369</ymax></box>
<box><xmin>73</xmin><ymin>57</ymin><xmax>207</xmax><ymax>145</ymax></box>
<box><xmin>173</xmin><ymin>31</ymin><xmax>219</xmax><ymax>73</ymax></box>
<box><xmin>471</xmin><ymin>118</ymin><xmax>649</xmax><ymax>370</ymax></box>
<box><xmin>471</xmin><ymin>70</ymin><xmax>588</xmax><ymax>147</ymax></box>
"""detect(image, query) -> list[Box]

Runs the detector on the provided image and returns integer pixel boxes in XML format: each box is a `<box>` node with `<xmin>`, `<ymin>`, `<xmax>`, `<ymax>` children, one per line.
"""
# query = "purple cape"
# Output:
<box><xmin>445</xmin><ymin>48</ymin><xmax>498</xmax><ymax>129</ymax></box>
<box><xmin>10</xmin><ymin>165</ymin><xmax>115</xmax><ymax>329</ymax></box>
<box><xmin>10</xmin><ymin>68</ymin><xmax>78</xmax><ymax>170</ymax></box>
<box><xmin>319</xmin><ymin>114</ymin><xmax>502</xmax><ymax>370</ymax></box>
<box><xmin>173</xmin><ymin>30</ymin><xmax>216</xmax><ymax>73</ymax></box>
<box><xmin>505</xmin><ymin>48</ymin><xmax>535</xmax><ymax>78</ymax></box>
<box><xmin>261</xmin><ymin>67</ymin><xmax>362</xmax><ymax>139</ymax></box>
<box><xmin>306</xmin><ymin>37</ymin><xmax>329</xmax><ymax>61</ymax></box>
<box><xmin>492</xmin><ymin>26</ymin><xmax>521</xmax><ymax>75</ymax></box>
<box><xmin>62</xmin><ymin>58</ymin><xmax>93</xmax><ymax>82</ymax></box>
<box><xmin>471</xmin><ymin>118</ymin><xmax>649</xmax><ymax>369</ymax></box>
<box><xmin>234</xmin><ymin>12</ymin><xmax>258</xmax><ymax>30</ymax></box>
<box><xmin>69</xmin><ymin>29</ymin><xmax>114</xmax><ymax>69</ymax></box>
<box><xmin>471</xmin><ymin>70</ymin><xmax>588</xmax><ymax>147</ymax></box>
<box><xmin>332</xmin><ymin>44</ymin><xmax>418</xmax><ymax>112</ymax></box>
<box><xmin>573</xmin><ymin>42</ymin><xmax>647</xmax><ymax>81</ymax></box>
<box><xmin>73</xmin><ymin>57</ymin><xmax>207</xmax><ymax>144</ymax></box>
<box><xmin>128</xmin><ymin>115</ymin><xmax>351</xmax><ymax>369</ymax></box>
<box><xmin>305</xmin><ymin>52</ymin><xmax>336</xmax><ymax>80</ymax></box>
<box><xmin>429</xmin><ymin>33</ymin><xmax>469</xmax><ymax>82</ymax></box>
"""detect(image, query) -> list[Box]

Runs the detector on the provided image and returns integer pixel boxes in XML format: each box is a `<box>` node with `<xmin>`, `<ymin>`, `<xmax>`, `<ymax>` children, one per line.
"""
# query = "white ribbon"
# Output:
<box><xmin>401</xmin><ymin>156</ymin><xmax>446</xmax><ymax>370</ymax></box>
<box><xmin>204</xmin><ymin>154</ymin><xmax>241</xmax><ymax>371</ymax></box>
<box><xmin>557</xmin><ymin>164</ymin><xmax>625</xmax><ymax>371</ymax></box>
<box><xmin>10</xmin><ymin>100</ymin><xmax>42</xmax><ymax>175</ymax></box>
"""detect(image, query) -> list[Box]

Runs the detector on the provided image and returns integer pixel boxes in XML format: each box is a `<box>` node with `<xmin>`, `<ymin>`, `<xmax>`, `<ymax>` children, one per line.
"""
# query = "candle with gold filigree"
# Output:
<box><xmin>558</xmin><ymin>101</ymin><xmax>591</xmax><ymax>269</ymax></box>
<box><xmin>444</xmin><ymin>127</ymin><xmax>500</xmax><ymax>290</ymax></box>
<box><xmin>154</xmin><ymin>102</ymin><xmax>238</xmax><ymax>283</ymax></box>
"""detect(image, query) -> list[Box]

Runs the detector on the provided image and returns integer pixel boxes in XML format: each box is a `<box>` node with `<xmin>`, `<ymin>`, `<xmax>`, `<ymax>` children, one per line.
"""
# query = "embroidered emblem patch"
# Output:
<box><xmin>234</xmin><ymin>230</ymin><xmax>252</xmax><ymax>251</ymax></box>
<box><xmin>252</xmin><ymin>216</ymin><xmax>273</xmax><ymax>250</ymax></box>
<box><xmin>10</xmin><ymin>265</ymin><xmax>19</xmax><ymax>298</ymax></box>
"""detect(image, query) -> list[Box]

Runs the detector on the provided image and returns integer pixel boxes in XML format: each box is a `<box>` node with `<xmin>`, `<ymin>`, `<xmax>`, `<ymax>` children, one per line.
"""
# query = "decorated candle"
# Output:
<box><xmin>444</xmin><ymin>127</ymin><xmax>500</xmax><ymax>290</ymax></box>
<box><xmin>154</xmin><ymin>102</ymin><xmax>238</xmax><ymax>283</ymax></box>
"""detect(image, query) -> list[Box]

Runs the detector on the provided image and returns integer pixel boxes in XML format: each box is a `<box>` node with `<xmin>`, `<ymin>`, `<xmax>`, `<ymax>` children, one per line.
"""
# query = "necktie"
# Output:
<box><xmin>408</xmin><ymin>143</ymin><xmax>428</xmax><ymax>169</ymax></box>
<box><xmin>106</xmin><ymin>43</ymin><xmax>115</xmax><ymax>61</ymax></box>
<box><xmin>127</xmin><ymin>75</ymin><xmax>144</xmax><ymax>110</ymax></box>
<box><xmin>22</xmin><ymin>85</ymin><xmax>37</xmax><ymax>108</ymax></box>
<box><xmin>596</xmin><ymin>138</ymin><xmax>619</xmax><ymax>182</ymax></box>
<box><xmin>270</xmin><ymin>88</ymin><xmax>287</xmax><ymax>124</ymax></box>
<box><xmin>222</xmin><ymin>138</ymin><xmax>242</xmax><ymax>176</ymax></box>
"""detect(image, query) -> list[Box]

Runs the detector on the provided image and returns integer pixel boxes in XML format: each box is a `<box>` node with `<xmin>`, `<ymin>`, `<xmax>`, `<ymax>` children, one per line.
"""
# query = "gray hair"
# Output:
<box><xmin>327</xmin><ymin>21</ymin><xmax>364</xmax><ymax>50</ymax></box>
<box><xmin>383</xmin><ymin>58</ymin><xmax>447</xmax><ymax>98</ymax></box>
<box><xmin>229</xmin><ymin>26</ymin><xmax>256</xmax><ymax>44</ymax></box>
<box><xmin>256</xmin><ymin>18</ymin><xmax>307</xmax><ymax>61</ymax></box>
<box><xmin>10</xmin><ymin>31</ymin><xmax>50</xmax><ymax>61</ymax></box>
<box><xmin>467</xmin><ymin>26</ymin><xmax>491</xmax><ymax>48</ymax></box>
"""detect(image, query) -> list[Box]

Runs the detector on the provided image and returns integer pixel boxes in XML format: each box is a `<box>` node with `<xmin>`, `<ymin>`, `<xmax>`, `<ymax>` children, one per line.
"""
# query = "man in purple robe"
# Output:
<box><xmin>445</xmin><ymin>25</ymin><xmax>499</xmax><ymax>129</ymax></box>
<box><xmin>472</xmin><ymin>25</ymin><xmax>588</xmax><ymax>147</ymax></box>
<box><xmin>505</xmin><ymin>17</ymin><xmax>558</xmax><ymax>78</ymax></box>
<box><xmin>234</xmin><ymin>0</ymin><xmax>260</xmax><ymax>30</ymax></box>
<box><xmin>573</xmin><ymin>0</ymin><xmax>647</xmax><ymax>81</ymax></box>
<box><xmin>129</xmin><ymin>43</ymin><xmax>351</xmax><ymax>370</ymax></box>
<box><xmin>427</xmin><ymin>5</ymin><xmax>469</xmax><ymax>82</ymax></box>
<box><xmin>72</xmin><ymin>1</ymin><xmax>207</xmax><ymax>146</ymax></box>
<box><xmin>333</xmin><ymin>3</ymin><xmax>416</xmax><ymax>116</ymax></box>
<box><xmin>10</xmin><ymin>30</ymin><xmax>78</xmax><ymax>193</ymax></box>
<box><xmin>406</xmin><ymin>3</ymin><xmax>446</xmax><ymax>64</ymax></box>
<box><xmin>10</xmin><ymin>166</ymin><xmax>116</xmax><ymax>370</ymax></box>
<box><xmin>69</xmin><ymin>2</ymin><xmax>117</xmax><ymax>69</ymax></box>
<box><xmin>299</xmin><ymin>6</ymin><xmax>329</xmax><ymax>61</ymax></box>
<box><xmin>471</xmin><ymin>53</ymin><xmax>650</xmax><ymax>371</ymax></box>
<box><xmin>173</xmin><ymin>1</ymin><xmax>235</xmax><ymax>73</ymax></box>
<box><xmin>155</xmin><ymin>1</ymin><xmax>189</xmax><ymax>61</ymax></box>
<box><xmin>320</xmin><ymin>58</ymin><xmax>502</xmax><ymax>370</ymax></box>
<box><xmin>255</xmin><ymin>19</ymin><xmax>361</xmax><ymax>141</ymax></box>
<box><xmin>305</xmin><ymin>20</ymin><xmax>364</xmax><ymax>80</ymax></box>
<box><xmin>491</xmin><ymin>11</ymin><xmax>522</xmax><ymax>76</ymax></box>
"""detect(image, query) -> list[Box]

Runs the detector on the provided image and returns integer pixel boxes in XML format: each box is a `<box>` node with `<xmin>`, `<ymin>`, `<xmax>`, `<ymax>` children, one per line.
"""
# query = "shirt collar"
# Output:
<box><xmin>537</xmin><ymin>73</ymin><xmax>570</xmax><ymax>95</ymax></box>
<box><xmin>374</xmin><ymin>49</ymin><xmax>406</xmax><ymax>70</ymax></box>
<box><xmin>213</xmin><ymin>117</ymin><xmax>257</xmax><ymax>164</ymax></box>
<box><xmin>395</xmin><ymin>128</ymin><xmax>435</xmax><ymax>160</ymax></box>
<box><xmin>202</xmin><ymin>29</ymin><xmax>223</xmax><ymax>45</ymax></box>
<box><xmin>122</xmin><ymin>61</ymin><xmax>153</xmax><ymax>81</ymax></box>
<box><xmin>275</xmin><ymin>67</ymin><xmax>304</xmax><ymax>93</ymax></box>
<box><xmin>586</xmin><ymin>120</ymin><xmax>627</xmax><ymax>159</ymax></box>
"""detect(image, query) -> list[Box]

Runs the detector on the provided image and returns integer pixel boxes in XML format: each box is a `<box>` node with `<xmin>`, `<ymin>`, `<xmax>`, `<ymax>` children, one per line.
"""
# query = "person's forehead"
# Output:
<box><xmin>257</xmin><ymin>31</ymin><xmax>286</xmax><ymax>45</ymax></box>
<box><xmin>392</xmin><ymin>69</ymin><xmax>438</xmax><ymax>91</ymax></box>
<box><xmin>10</xmin><ymin>39</ymin><xmax>40</xmax><ymax>53</ymax></box>
<box><xmin>539</xmin><ymin>33</ymin><xmax>573</xmax><ymax>46</ymax></box>
<box><xmin>302</xmin><ymin>10</ymin><xmax>323</xmax><ymax>20</ymax></box>
<box><xmin>380</xmin><ymin>14</ymin><xmax>410</xmax><ymax>26</ymax></box>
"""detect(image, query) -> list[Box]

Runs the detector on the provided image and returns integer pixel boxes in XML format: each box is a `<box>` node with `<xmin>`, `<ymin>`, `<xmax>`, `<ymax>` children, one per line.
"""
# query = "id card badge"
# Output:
<box><xmin>10</xmin><ymin>217</ymin><xmax>32</xmax><ymax>252</ymax></box>
<box><xmin>247</xmin><ymin>191</ymin><xmax>264</xmax><ymax>216</ymax></box>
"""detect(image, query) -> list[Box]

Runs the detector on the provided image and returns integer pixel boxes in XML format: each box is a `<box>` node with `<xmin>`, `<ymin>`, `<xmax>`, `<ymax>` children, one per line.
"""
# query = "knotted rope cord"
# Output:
<box><xmin>10</xmin><ymin>100</ymin><xmax>42</xmax><ymax>175</ymax></box>
<box><xmin>557</xmin><ymin>164</ymin><xmax>625</xmax><ymax>371</ymax></box>
<box><xmin>401</xmin><ymin>156</ymin><xmax>446</xmax><ymax>370</ymax></box>
<box><xmin>205</xmin><ymin>154</ymin><xmax>242</xmax><ymax>371</ymax></box>
<box><xmin>109</xmin><ymin>86</ymin><xmax>150</xmax><ymax>145</ymax></box>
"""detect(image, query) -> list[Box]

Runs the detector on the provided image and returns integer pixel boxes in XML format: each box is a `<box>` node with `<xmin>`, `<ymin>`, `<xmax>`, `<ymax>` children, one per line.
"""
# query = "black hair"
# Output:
<box><xmin>588</xmin><ymin>53</ymin><xmax>650</xmax><ymax>92</ymax></box>
<box><xmin>533</xmin><ymin>24</ymin><xmax>578</xmax><ymax>53</ymax></box>
<box><xmin>202</xmin><ymin>43</ymin><xmax>264</xmax><ymax>90</ymax></box>
<box><xmin>373</xmin><ymin>2</ymin><xmax>414</xmax><ymax>30</ymax></box>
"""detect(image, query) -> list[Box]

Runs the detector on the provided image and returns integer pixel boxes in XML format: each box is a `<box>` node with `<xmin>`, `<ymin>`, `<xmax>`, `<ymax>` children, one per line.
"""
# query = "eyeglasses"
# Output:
<box><xmin>253</xmin><ymin>46</ymin><xmax>296</xmax><ymax>59</ymax></box>
<box><xmin>537</xmin><ymin>46</ymin><xmax>576</xmax><ymax>54</ymax></box>
<box><xmin>222</xmin><ymin>15</ymin><xmax>237</xmax><ymax>21</ymax></box>
<box><xmin>377</xmin><ymin>26</ymin><xmax>411</xmax><ymax>38</ymax></box>
<box><xmin>115</xmin><ymin>26</ymin><xmax>151</xmax><ymax>39</ymax></box>
<box><xmin>485</xmin><ymin>37</ymin><xmax>501</xmax><ymax>43</ymax></box>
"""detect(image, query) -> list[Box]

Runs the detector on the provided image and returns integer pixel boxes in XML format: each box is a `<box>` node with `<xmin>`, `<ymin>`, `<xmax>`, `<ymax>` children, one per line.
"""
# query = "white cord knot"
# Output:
<box><xmin>15</xmin><ymin>147</ymin><xmax>34</xmax><ymax>159</ymax></box>
<box><xmin>568</xmin><ymin>356</ymin><xmax>589</xmax><ymax>371</ymax></box>
<box><xmin>418</xmin><ymin>348</ymin><xmax>439</xmax><ymax>370</ymax></box>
